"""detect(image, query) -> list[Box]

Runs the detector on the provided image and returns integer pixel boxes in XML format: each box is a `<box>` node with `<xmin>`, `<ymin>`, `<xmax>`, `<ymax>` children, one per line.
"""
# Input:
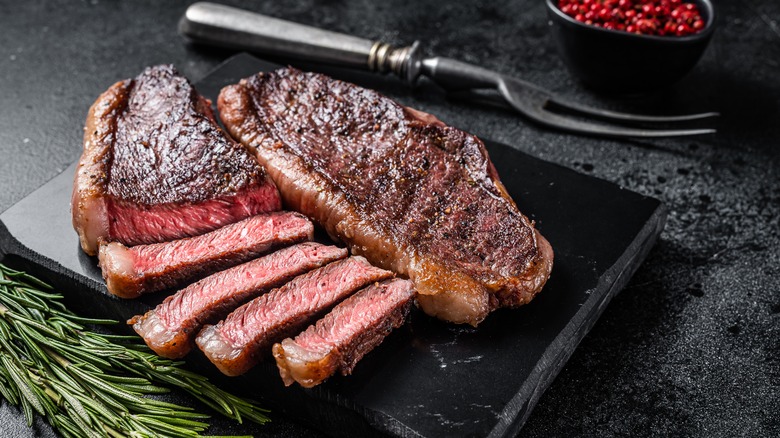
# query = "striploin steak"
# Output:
<box><xmin>273</xmin><ymin>278</ymin><xmax>415</xmax><ymax>388</ymax></box>
<box><xmin>218</xmin><ymin>68</ymin><xmax>553</xmax><ymax>326</ymax></box>
<box><xmin>130</xmin><ymin>242</ymin><xmax>347</xmax><ymax>359</ymax></box>
<box><xmin>72</xmin><ymin>64</ymin><xmax>280</xmax><ymax>256</ymax></box>
<box><xmin>99</xmin><ymin>212</ymin><xmax>313</xmax><ymax>298</ymax></box>
<box><xmin>196</xmin><ymin>256</ymin><xmax>393</xmax><ymax>376</ymax></box>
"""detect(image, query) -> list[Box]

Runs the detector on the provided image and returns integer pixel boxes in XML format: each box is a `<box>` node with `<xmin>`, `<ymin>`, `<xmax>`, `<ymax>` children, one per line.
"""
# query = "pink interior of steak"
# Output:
<box><xmin>216</xmin><ymin>256</ymin><xmax>393</xmax><ymax>348</ymax></box>
<box><xmin>100</xmin><ymin>211</ymin><xmax>313</xmax><ymax>299</ymax></box>
<box><xmin>195</xmin><ymin>256</ymin><xmax>394</xmax><ymax>375</ymax></box>
<box><xmin>274</xmin><ymin>278</ymin><xmax>415</xmax><ymax>387</ymax></box>
<box><xmin>292</xmin><ymin>278</ymin><xmax>415</xmax><ymax>355</ymax></box>
<box><xmin>107</xmin><ymin>184</ymin><xmax>280</xmax><ymax>246</ymax></box>
<box><xmin>126</xmin><ymin>211</ymin><xmax>310</xmax><ymax>273</ymax></box>
<box><xmin>156</xmin><ymin>242</ymin><xmax>348</xmax><ymax>332</ymax></box>
<box><xmin>130</xmin><ymin>242</ymin><xmax>348</xmax><ymax>359</ymax></box>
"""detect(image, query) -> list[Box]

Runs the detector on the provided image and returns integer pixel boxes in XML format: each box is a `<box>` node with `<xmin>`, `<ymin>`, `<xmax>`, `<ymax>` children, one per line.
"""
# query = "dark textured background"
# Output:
<box><xmin>0</xmin><ymin>0</ymin><xmax>777</xmax><ymax>437</ymax></box>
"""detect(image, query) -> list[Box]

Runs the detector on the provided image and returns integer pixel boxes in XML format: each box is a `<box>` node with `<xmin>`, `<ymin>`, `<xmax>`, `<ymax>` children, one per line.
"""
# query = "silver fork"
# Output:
<box><xmin>424</xmin><ymin>57</ymin><xmax>718</xmax><ymax>138</ymax></box>
<box><xmin>180</xmin><ymin>2</ymin><xmax>718</xmax><ymax>139</ymax></box>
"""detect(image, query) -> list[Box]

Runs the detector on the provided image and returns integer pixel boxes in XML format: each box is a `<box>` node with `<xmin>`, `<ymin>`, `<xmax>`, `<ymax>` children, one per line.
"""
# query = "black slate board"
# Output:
<box><xmin>0</xmin><ymin>54</ymin><xmax>666</xmax><ymax>438</ymax></box>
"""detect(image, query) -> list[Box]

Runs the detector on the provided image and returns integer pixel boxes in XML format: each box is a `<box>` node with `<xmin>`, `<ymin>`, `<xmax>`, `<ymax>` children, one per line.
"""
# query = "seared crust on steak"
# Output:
<box><xmin>73</xmin><ymin>79</ymin><xmax>130</xmax><ymax>255</ymax></box>
<box><xmin>218</xmin><ymin>68</ymin><xmax>553</xmax><ymax>326</ymax></box>
<box><xmin>73</xmin><ymin>65</ymin><xmax>281</xmax><ymax>255</ymax></box>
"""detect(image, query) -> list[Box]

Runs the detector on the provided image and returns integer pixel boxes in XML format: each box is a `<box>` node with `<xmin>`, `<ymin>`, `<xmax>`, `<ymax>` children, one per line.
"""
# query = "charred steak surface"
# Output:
<box><xmin>107</xmin><ymin>64</ymin><xmax>261</xmax><ymax>205</ymax></box>
<box><xmin>72</xmin><ymin>65</ymin><xmax>280</xmax><ymax>255</ymax></box>
<box><xmin>218</xmin><ymin>68</ymin><xmax>553</xmax><ymax>326</ymax></box>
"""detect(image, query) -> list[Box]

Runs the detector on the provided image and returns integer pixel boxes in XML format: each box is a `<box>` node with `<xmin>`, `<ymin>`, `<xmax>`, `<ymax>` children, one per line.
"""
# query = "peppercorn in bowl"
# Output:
<box><xmin>546</xmin><ymin>0</ymin><xmax>715</xmax><ymax>93</ymax></box>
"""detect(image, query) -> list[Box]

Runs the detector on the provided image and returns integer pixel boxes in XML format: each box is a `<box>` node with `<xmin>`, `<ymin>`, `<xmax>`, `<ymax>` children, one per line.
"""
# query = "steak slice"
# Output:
<box><xmin>72</xmin><ymin>64</ymin><xmax>281</xmax><ymax>256</ymax></box>
<box><xmin>196</xmin><ymin>256</ymin><xmax>393</xmax><ymax>376</ymax></box>
<box><xmin>129</xmin><ymin>242</ymin><xmax>347</xmax><ymax>359</ymax></box>
<box><xmin>99</xmin><ymin>211</ymin><xmax>313</xmax><ymax>298</ymax></box>
<box><xmin>273</xmin><ymin>278</ymin><xmax>415</xmax><ymax>388</ymax></box>
<box><xmin>218</xmin><ymin>68</ymin><xmax>554</xmax><ymax>326</ymax></box>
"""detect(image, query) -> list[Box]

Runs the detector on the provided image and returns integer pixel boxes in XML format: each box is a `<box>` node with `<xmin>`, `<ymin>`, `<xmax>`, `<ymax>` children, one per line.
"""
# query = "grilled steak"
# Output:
<box><xmin>218</xmin><ymin>68</ymin><xmax>554</xmax><ymax>326</ymax></box>
<box><xmin>130</xmin><ymin>242</ymin><xmax>347</xmax><ymax>359</ymax></box>
<box><xmin>72</xmin><ymin>64</ymin><xmax>280</xmax><ymax>256</ymax></box>
<box><xmin>196</xmin><ymin>256</ymin><xmax>393</xmax><ymax>376</ymax></box>
<box><xmin>273</xmin><ymin>278</ymin><xmax>415</xmax><ymax>388</ymax></box>
<box><xmin>99</xmin><ymin>212</ymin><xmax>313</xmax><ymax>298</ymax></box>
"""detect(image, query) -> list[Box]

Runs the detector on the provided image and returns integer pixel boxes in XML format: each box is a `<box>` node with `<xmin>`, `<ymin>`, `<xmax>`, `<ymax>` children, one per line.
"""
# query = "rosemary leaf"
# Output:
<box><xmin>15</xmin><ymin>324</ymin><xmax>51</xmax><ymax>365</ymax></box>
<box><xmin>137</xmin><ymin>414</ymin><xmax>211</xmax><ymax>429</ymax></box>
<box><xmin>65</xmin><ymin>315</ymin><xmax>120</xmax><ymax>325</ymax></box>
<box><xmin>5</xmin><ymin>311</ymin><xmax>65</xmax><ymax>339</ymax></box>
<box><xmin>47</xmin><ymin>379</ymin><xmax>93</xmax><ymax>425</ymax></box>
<box><xmin>119</xmin><ymin>383</ymin><xmax>171</xmax><ymax>394</ymax></box>
<box><xmin>3</xmin><ymin>267</ymin><xmax>53</xmax><ymax>289</ymax></box>
<box><xmin>68</xmin><ymin>409</ymin><xmax>103</xmax><ymax>438</ymax></box>
<box><xmin>54</xmin><ymin>413</ymin><xmax>83</xmax><ymax>438</ymax></box>
<box><xmin>9</xmin><ymin>293</ymin><xmax>49</xmax><ymax>313</ymax></box>
<box><xmin>99</xmin><ymin>374</ymin><xmax>155</xmax><ymax>385</ymax></box>
<box><xmin>0</xmin><ymin>375</ymin><xmax>19</xmax><ymax>404</ymax></box>
<box><xmin>97</xmin><ymin>333</ymin><xmax>146</xmax><ymax>342</ymax></box>
<box><xmin>1</xmin><ymin>354</ymin><xmax>45</xmax><ymax>418</ymax></box>
<box><xmin>49</xmin><ymin>315</ymin><xmax>86</xmax><ymax>331</ymax></box>
<box><xmin>29</xmin><ymin>379</ymin><xmax>59</xmax><ymax>418</ymax></box>
<box><xmin>49</xmin><ymin>362</ymin><xmax>87</xmax><ymax>395</ymax></box>
<box><xmin>88</xmin><ymin>383</ymin><xmax>133</xmax><ymax>414</ymax></box>
<box><xmin>135</xmin><ymin>414</ymin><xmax>206</xmax><ymax>437</ymax></box>
<box><xmin>73</xmin><ymin>391</ymin><xmax>128</xmax><ymax>429</ymax></box>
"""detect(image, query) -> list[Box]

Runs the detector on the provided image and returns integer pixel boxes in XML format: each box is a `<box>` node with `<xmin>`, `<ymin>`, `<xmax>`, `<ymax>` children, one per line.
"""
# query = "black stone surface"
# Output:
<box><xmin>0</xmin><ymin>0</ymin><xmax>777</xmax><ymax>437</ymax></box>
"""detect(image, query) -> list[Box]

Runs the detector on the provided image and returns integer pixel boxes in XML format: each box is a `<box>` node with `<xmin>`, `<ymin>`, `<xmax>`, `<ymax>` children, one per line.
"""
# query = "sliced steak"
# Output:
<box><xmin>129</xmin><ymin>242</ymin><xmax>347</xmax><ymax>359</ymax></box>
<box><xmin>273</xmin><ymin>278</ymin><xmax>415</xmax><ymax>388</ymax></box>
<box><xmin>73</xmin><ymin>64</ymin><xmax>280</xmax><ymax>255</ymax></box>
<box><xmin>218</xmin><ymin>68</ymin><xmax>553</xmax><ymax>326</ymax></box>
<box><xmin>99</xmin><ymin>211</ymin><xmax>312</xmax><ymax>298</ymax></box>
<box><xmin>196</xmin><ymin>256</ymin><xmax>393</xmax><ymax>376</ymax></box>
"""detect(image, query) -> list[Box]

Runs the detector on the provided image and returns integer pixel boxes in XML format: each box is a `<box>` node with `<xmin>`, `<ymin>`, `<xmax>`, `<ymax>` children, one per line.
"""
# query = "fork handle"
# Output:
<box><xmin>420</xmin><ymin>57</ymin><xmax>502</xmax><ymax>90</ymax></box>
<box><xmin>179</xmin><ymin>2</ymin><xmax>422</xmax><ymax>82</ymax></box>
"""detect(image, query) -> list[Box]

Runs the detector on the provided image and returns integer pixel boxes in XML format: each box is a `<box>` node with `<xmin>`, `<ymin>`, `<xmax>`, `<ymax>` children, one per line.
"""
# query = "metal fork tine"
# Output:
<box><xmin>532</xmin><ymin>111</ymin><xmax>716</xmax><ymax>138</ymax></box>
<box><xmin>449</xmin><ymin>88</ymin><xmax>717</xmax><ymax>138</ymax></box>
<box><xmin>546</xmin><ymin>97</ymin><xmax>720</xmax><ymax>123</ymax></box>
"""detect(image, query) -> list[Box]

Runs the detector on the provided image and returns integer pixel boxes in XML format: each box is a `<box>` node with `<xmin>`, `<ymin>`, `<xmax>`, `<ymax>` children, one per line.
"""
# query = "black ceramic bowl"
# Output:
<box><xmin>546</xmin><ymin>0</ymin><xmax>716</xmax><ymax>93</ymax></box>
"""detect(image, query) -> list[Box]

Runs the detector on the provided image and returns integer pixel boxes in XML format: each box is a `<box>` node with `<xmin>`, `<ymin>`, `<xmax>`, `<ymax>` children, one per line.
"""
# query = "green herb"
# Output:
<box><xmin>0</xmin><ymin>263</ymin><xmax>269</xmax><ymax>437</ymax></box>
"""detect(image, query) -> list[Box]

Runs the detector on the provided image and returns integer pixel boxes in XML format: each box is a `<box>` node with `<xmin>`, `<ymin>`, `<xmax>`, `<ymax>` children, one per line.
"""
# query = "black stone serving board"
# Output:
<box><xmin>0</xmin><ymin>54</ymin><xmax>666</xmax><ymax>438</ymax></box>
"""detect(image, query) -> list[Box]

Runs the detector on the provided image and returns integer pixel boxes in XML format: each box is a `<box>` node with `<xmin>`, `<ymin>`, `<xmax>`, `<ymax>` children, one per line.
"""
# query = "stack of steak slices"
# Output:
<box><xmin>100</xmin><ymin>211</ymin><xmax>314</xmax><ymax>298</ymax></box>
<box><xmin>74</xmin><ymin>65</ymin><xmax>417</xmax><ymax>386</ymax></box>
<box><xmin>131</xmin><ymin>242</ymin><xmax>348</xmax><ymax>359</ymax></box>
<box><xmin>196</xmin><ymin>256</ymin><xmax>394</xmax><ymax>376</ymax></box>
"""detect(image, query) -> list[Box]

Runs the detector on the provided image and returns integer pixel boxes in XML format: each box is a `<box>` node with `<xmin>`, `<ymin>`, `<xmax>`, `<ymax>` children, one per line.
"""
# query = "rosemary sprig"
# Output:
<box><xmin>0</xmin><ymin>263</ymin><xmax>268</xmax><ymax>437</ymax></box>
